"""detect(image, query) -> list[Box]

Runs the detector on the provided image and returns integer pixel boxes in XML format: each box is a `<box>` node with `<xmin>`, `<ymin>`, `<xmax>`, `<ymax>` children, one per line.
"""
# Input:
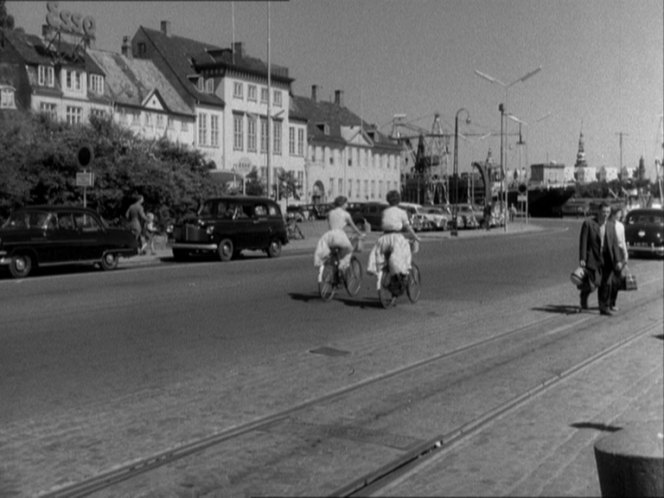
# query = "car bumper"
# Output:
<box><xmin>627</xmin><ymin>243</ymin><xmax>664</xmax><ymax>256</ymax></box>
<box><xmin>169</xmin><ymin>241</ymin><xmax>218</xmax><ymax>251</ymax></box>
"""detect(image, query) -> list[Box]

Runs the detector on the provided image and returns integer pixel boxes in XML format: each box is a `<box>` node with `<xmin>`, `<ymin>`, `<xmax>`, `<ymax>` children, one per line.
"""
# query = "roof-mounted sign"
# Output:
<box><xmin>45</xmin><ymin>1</ymin><xmax>96</xmax><ymax>39</ymax></box>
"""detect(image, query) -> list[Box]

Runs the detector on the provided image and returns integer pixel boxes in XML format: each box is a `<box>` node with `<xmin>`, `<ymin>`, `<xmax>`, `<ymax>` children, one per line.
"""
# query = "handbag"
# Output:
<box><xmin>570</xmin><ymin>266</ymin><xmax>585</xmax><ymax>287</ymax></box>
<box><xmin>619</xmin><ymin>265</ymin><xmax>637</xmax><ymax>291</ymax></box>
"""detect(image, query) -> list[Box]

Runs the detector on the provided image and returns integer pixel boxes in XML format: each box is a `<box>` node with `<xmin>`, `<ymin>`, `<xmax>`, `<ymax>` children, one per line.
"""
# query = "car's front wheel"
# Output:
<box><xmin>218</xmin><ymin>238</ymin><xmax>234</xmax><ymax>261</ymax></box>
<box><xmin>100</xmin><ymin>252</ymin><xmax>119</xmax><ymax>271</ymax></box>
<box><xmin>9</xmin><ymin>252</ymin><xmax>33</xmax><ymax>279</ymax></box>
<box><xmin>267</xmin><ymin>239</ymin><xmax>282</xmax><ymax>258</ymax></box>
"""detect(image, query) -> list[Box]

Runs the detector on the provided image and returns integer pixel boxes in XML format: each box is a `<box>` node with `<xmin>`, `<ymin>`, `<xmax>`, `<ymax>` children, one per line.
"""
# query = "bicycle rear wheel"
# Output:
<box><xmin>406</xmin><ymin>263</ymin><xmax>421</xmax><ymax>303</ymax></box>
<box><xmin>319</xmin><ymin>263</ymin><xmax>336</xmax><ymax>301</ymax></box>
<box><xmin>378</xmin><ymin>271</ymin><xmax>396</xmax><ymax>308</ymax></box>
<box><xmin>344</xmin><ymin>256</ymin><xmax>363</xmax><ymax>296</ymax></box>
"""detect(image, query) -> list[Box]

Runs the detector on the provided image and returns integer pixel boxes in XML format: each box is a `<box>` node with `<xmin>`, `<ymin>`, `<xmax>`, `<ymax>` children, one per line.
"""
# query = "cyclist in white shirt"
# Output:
<box><xmin>367</xmin><ymin>190</ymin><xmax>421</xmax><ymax>289</ymax></box>
<box><xmin>314</xmin><ymin>196</ymin><xmax>364</xmax><ymax>281</ymax></box>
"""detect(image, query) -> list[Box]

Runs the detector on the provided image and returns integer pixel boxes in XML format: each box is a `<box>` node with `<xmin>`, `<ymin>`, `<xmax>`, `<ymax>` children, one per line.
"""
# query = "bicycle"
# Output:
<box><xmin>377</xmin><ymin>239</ymin><xmax>421</xmax><ymax>308</ymax></box>
<box><xmin>286</xmin><ymin>217</ymin><xmax>305</xmax><ymax>240</ymax></box>
<box><xmin>318</xmin><ymin>236</ymin><xmax>364</xmax><ymax>301</ymax></box>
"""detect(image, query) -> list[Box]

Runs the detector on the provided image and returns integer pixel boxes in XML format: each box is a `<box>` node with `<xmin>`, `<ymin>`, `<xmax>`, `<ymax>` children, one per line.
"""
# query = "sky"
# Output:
<box><xmin>6</xmin><ymin>0</ymin><xmax>664</xmax><ymax>179</ymax></box>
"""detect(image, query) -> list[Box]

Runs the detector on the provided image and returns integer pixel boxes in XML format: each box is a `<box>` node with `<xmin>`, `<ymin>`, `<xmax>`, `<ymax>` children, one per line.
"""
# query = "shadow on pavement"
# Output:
<box><xmin>532</xmin><ymin>304</ymin><xmax>586</xmax><ymax>315</ymax></box>
<box><xmin>570</xmin><ymin>421</ymin><xmax>622</xmax><ymax>432</ymax></box>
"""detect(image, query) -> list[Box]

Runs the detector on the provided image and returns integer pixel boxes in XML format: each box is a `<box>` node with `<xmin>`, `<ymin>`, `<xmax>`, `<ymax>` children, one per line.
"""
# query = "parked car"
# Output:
<box><xmin>398</xmin><ymin>203</ymin><xmax>426</xmax><ymax>232</ymax></box>
<box><xmin>420</xmin><ymin>206</ymin><xmax>450</xmax><ymax>231</ymax></box>
<box><xmin>624</xmin><ymin>208</ymin><xmax>664</xmax><ymax>258</ymax></box>
<box><xmin>450</xmin><ymin>204</ymin><xmax>480</xmax><ymax>229</ymax></box>
<box><xmin>0</xmin><ymin>205</ymin><xmax>138</xmax><ymax>278</ymax></box>
<box><xmin>349</xmin><ymin>202</ymin><xmax>388</xmax><ymax>231</ymax></box>
<box><xmin>168</xmin><ymin>196</ymin><xmax>288</xmax><ymax>261</ymax></box>
<box><xmin>303</xmin><ymin>203</ymin><xmax>333</xmax><ymax>220</ymax></box>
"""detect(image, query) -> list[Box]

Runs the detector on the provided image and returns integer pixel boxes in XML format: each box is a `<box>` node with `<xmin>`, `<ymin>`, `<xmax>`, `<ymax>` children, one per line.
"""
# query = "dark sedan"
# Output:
<box><xmin>0</xmin><ymin>206</ymin><xmax>138</xmax><ymax>278</ymax></box>
<box><xmin>624</xmin><ymin>207</ymin><xmax>664</xmax><ymax>258</ymax></box>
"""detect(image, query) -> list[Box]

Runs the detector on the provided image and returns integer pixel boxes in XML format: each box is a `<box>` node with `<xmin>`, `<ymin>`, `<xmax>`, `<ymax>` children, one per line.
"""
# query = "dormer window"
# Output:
<box><xmin>197</xmin><ymin>77</ymin><xmax>205</xmax><ymax>92</ymax></box>
<box><xmin>233</xmin><ymin>81</ymin><xmax>243</xmax><ymax>99</ymax></box>
<box><xmin>205</xmin><ymin>78</ymin><xmax>214</xmax><ymax>94</ymax></box>
<box><xmin>89</xmin><ymin>74</ymin><xmax>104</xmax><ymax>95</ymax></box>
<box><xmin>38</xmin><ymin>65</ymin><xmax>55</xmax><ymax>87</ymax></box>
<box><xmin>316</xmin><ymin>123</ymin><xmax>329</xmax><ymax>135</ymax></box>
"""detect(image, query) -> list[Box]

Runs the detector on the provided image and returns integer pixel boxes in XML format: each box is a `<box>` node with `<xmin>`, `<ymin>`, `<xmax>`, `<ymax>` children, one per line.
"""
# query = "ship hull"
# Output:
<box><xmin>508</xmin><ymin>185</ymin><xmax>575</xmax><ymax>217</ymax></box>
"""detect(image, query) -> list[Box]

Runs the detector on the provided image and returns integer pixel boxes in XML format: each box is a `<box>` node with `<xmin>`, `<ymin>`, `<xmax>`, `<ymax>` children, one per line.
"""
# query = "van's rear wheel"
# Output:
<box><xmin>218</xmin><ymin>238</ymin><xmax>234</xmax><ymax>261</ymax></box>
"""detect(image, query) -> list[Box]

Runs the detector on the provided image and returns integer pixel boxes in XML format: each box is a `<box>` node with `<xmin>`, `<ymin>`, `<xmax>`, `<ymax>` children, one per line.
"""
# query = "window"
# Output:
<box><xmin>89</xmin><ymin>74</ymin><xmax>104</xmax><ymax>94</ymax></box>
<box><xmin>338</xmin><ymin>179</ymin><xmax>343</xmax><ymax>196</ymax></box>
<box><xmin>90</xmin><ymin>108</ymin><xmax>106</xmax><ymax>119</ymax></box>
<box><xmin>260</xmin><ymin>87</ymin><xmax>268</xmax><ymax>104</ymax></box>
<box><xmin>145</xmin><ymin>112</ymin><xmax>153</xmax><ymax>126</ymax></box>
<box><xmin>156</xmin><ymin>114</ymin><xmax>164</xmax><ymax>128</ymax></box>
<box><xmin>233</xmin><ymin>113</ymin><xmax>243</xmax><ymax>150</ymax></box>
<box><xmin>181</xmin><ymin>120</ymin><xmax>189</xmax><ymax>132</ymax></box>
<box><xmin>167</xmin><ymin>117</ymin><xmax>174</xmax><ymax>130</ymax></box>
<box><xmin>65</xmin><ymin>70</ymin><xmax>72</xmax><ymax>89</ymax></box>
<box><xmin>233</xmin><ymin>82</ymin><xmax>243</xmax><ymax>99</ymax></box>
<box><xmin>38</xmin><ymin>66</ymin><xmax>54</xmax><ymax>87</ymax></box>
<box><xmin>248</xmin><ymin>84</ymin><xmax>257</xmax><ymax>102</ymax></box>
<box><xmin>211</xmin><ymin>115</ymin><xmax>219</xmax><ymax>147</ymax></box>
<box><xmin>39</xmin><ymin>102</ymin><xmax>56</xmax><ymax>118</ymax></box>
<box><xmin>74</xmin><ymin>71</ymin><xmax>81</xmax><ymax>91</ymax></box>
<box><xmin>273</xmin><ymin>120</ymin><xmax>282</xmax><ymax>155</ymax></box>
<box><xmin>205</xmin><ymin>78</ymin><xmax>214</xmax><ymax>94</ymax></box>
<box><xmin>297</xmin><ymin>129</ymin><xmax>304</xmax><ymax>156</ymax></box>
<box><xmin>273</xmin><ymin>89</ymin><xmax>282</xmax><ymax>107</ymax></box>
<box><xmin>260</xmin><ymin>117</ymin><xmax>268</xmax><ymax>153</ymax></box>
<box><xmin>198</xmin><ymin>112</ymin><xmax>208</xmax><ymax>146</ymax></box>
<box><xmin>138</xmin><ymin>42</ymin><xmax>146</xmax><ymax>55</ymax></box>
<box><xmin>329</xmin><ymin>178</ymin><xmax>334</xmax><ymax>197</ymax></box>
<box><xmin>0</xmin><ymin>86</ymin><xmax>16</xmax><ymax>109</ymax></box>
<box><xmin>247</xmin><ymin>115</ymin><xmax>257</xmax><ymax>152</ymax></box>
<box><xmin>289</xmin><ymin>127</ymin><xmax>295</xmax><ymax>155</ymax></box>
<box><xmin>66</xmin><ymin>106</ymin><xmax>82</xmax><ymax>124</ymax></box>
<box><xmin>197</xmin><ymin>78</ymin><xmax>205</xmax><ymax>92</ymax></box>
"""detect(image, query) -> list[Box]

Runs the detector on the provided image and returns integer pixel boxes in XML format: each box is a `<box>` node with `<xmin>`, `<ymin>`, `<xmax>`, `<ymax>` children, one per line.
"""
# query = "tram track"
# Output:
<box><xmin>39</xmin><ymin>293</ymin><xmax>662</xmax><ymax>497</ymax></box>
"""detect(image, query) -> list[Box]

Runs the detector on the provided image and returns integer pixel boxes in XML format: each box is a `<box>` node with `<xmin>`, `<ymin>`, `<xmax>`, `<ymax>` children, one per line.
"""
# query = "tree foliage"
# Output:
<box><xmin>0</xmin><ymin>0</ymin><xmax>15</xmax><ymax>29</ymax></box>
<box><xmin>0</xmin><ymin>111</ymin><xmax>225</xmax><ymax>227</ymax></box>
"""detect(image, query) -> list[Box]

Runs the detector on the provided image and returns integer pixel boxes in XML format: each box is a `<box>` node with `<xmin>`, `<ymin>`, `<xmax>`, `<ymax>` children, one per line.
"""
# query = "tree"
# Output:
<box><xmin>0</xmin><ymin>111</ymin><xmax>225</xmax><ymax>225</ymax></box>
<box><xmin>0</xmin><ymin>0</ymin><xmax>15</xmax><ymax>29</ymax></box>
<box><xmin>244</xmin><ymin>167</ymin><xmax>265</xmax><ymax>197</ymax></box>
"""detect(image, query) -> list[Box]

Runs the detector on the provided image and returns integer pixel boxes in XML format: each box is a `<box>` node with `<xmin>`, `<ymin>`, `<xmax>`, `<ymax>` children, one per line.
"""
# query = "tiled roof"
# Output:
<box><xmin>87</xmin><ymin>48</ymin><xmax>193</xmax><ymax>117</ymax></box>
<box><xmin>1</xmin><ymin>28</ymin><xmax>53</xmax><ymax>65</ymax></box>
<box><xmin>136</xmin><ymin>26</ymin><xmax>224</xmax><ymax>107</ymax></box>
<box><xmin>192</xmin><ymin>47</ymin><xmax>292</xmax><ymax>84</ymax></box>
<box><xmin>290</xmin><ymin>94</ymin><xmax>398</xmax><ymax>150</ymax></box>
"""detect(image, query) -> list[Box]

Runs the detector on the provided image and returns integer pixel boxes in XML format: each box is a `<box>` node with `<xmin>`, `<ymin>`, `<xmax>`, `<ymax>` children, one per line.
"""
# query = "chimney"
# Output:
<box><xmin>335</xmin><ymin>89</ymin><xmax>344</xmax><ymax>107</ymax></box>
<box><xmin>311</xmin><ymin>84</ymin><xmax>318</xmax><ymax>102</ymax></box>
<box><xmin>232</xmin><ymin>41</ymin><xmax>244</xmax><ymax>61</ymax></box>
<box><xmin>160</xmin><ymin>20</ymin><xmax>171</xmax><ymax>37</ymax></box>
<box><xmin>121</xmin><ymin>36</ymin><xmax>131</xmax><ymax>57</ymax></box>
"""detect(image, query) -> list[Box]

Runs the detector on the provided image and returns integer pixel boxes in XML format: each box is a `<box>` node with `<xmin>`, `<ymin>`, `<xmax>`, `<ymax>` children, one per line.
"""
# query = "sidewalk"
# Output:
<box><xmin>379</xmin><ymin>321</ymin><xmax>663</xmax><ymax>497</ymax></box>
<box><xmin>121</xmin><ymin>219</ymin><xmax>542</xmax><ymax>266</ymax></box>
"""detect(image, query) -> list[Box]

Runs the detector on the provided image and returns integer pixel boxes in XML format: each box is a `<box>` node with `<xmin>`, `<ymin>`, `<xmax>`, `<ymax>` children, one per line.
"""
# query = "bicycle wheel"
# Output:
<box><xmin>318</xmin><ymin>263</ymin><xmax>336</xmax><ymax>301</ymax></box>
<box><xmin>406</xmin><ymin>263</ymin><xmax>421</xmax><ymax>303</ymax></box>
<box><xmin>344</xmin><ymin>256</ymin><xmax>363</xmax><ymax>296</ymax></box>
<box><xmin>378</xmin><ymin>271</ymin><xmax>396</xmax><ymax>308</ymax></box>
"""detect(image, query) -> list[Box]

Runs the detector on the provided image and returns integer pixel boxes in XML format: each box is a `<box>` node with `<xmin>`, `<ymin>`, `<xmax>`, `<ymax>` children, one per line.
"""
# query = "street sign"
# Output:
<box><xmin>517</xmin><ymin>194</ymin><xmax>527</xmax><ymax>203</ymax></box>
<box><xmin>76</xmin><ymin>172</ymin><xmax>94</xmax><ymax>187</ymax></box>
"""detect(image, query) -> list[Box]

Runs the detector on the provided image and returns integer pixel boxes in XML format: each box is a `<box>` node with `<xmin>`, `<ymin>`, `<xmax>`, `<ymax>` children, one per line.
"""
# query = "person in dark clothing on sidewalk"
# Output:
<box><xmin>578</xmin><ymin>201</ymin><xmax>626</xmax><ymax>316</ymax></box>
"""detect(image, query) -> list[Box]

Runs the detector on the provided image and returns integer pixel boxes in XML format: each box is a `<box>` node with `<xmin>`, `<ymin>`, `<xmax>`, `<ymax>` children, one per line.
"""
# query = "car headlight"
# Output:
<box><xmin>206</xmin><ymin>225</ymin><xmax>215</xmax><ymax>235</ymax></box>
<box><xmin>165</xmin><ymin>224</ymin><xmax>173</xmax><ymax>234</ymax></box>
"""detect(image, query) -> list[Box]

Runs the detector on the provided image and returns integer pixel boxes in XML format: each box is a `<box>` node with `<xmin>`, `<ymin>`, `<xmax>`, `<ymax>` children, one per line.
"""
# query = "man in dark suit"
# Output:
<box><xmin>578</xmin><ymin>201</ymin><xmax>626</xmax><ymax>315</ymax></box>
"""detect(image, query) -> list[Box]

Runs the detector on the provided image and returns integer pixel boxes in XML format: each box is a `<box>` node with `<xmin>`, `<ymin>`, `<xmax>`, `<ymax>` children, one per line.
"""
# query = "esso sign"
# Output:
<box><xmin>46</xmin><ymin>1</ymin><xmax>96</xmax><ymax>38</ymax></box>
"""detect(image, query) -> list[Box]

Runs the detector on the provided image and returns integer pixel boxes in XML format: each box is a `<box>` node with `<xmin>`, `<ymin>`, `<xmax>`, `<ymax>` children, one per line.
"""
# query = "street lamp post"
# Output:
<box><xmin>475</xmin><ymin>66</ymin><xmax>541</xmax><ymax>231</ymax></box>
<box><xmin>499</xmin><ymin>103</ymin><xmax>506</xmax><ymax>232</ymax></box>
<box><xmin>453</xmin><ymin>108</ymin><xmax>470</xmax><ymax>236</ymax></box>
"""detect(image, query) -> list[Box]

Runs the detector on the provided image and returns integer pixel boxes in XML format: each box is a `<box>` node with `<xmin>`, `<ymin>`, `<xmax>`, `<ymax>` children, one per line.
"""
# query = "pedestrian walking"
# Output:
<box><xmin>609</xmin><ymin>205</ymin><xmax>628</xmax><ymax>311</ymax></box>
<box><xmin>126</xmin><ymin>195</ymin><xmax>148</xmax><ymax>254</ymax></box>
<box><xmin>577</xmin><ymin>201</ymin><xmax>626</xmax><ymax>315</ymax></box>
